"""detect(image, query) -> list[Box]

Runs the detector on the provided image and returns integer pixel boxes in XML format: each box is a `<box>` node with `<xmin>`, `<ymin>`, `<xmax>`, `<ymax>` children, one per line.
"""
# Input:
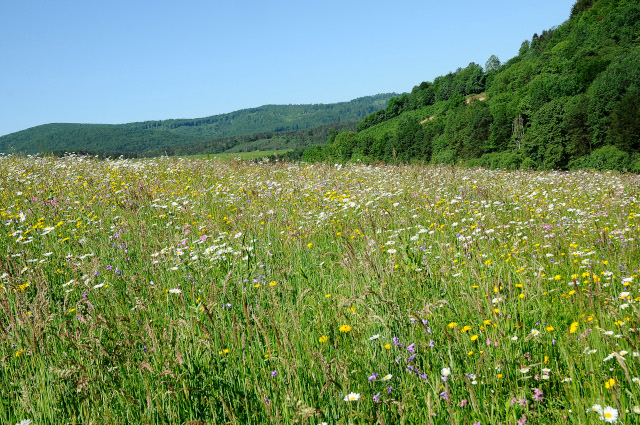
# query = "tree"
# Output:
<box><xmin>485</xmin><ymin>55</ymin><xmax>501</xmax><ymax>73</ymax></box>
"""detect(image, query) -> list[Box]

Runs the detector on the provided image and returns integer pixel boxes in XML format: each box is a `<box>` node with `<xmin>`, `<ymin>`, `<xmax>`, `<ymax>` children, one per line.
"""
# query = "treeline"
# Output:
<box><xmin>42</xmin><ymin>122</ymin><xmax>358</xmax><ymax>159</ymax></box>
<box><xmin>149</xmin><ymin>121</ymin><xmax>359</xmax><ymax>156</ymax></box>
<box><xmin>305</xmin><ymin>0</ymin><xmax>640</xmax><ymax>172</ymax></box>
<box><xmin>0</xmin><ymin>94</ymin><xmax>395</xmax><ymax>155</ymax></box>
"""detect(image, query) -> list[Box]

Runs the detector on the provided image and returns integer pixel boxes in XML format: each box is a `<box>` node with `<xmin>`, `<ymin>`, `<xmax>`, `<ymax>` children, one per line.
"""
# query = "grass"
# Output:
<box><xmin>183</xmin><ymin>149</ymin><xmax>292</xmax><ymax>161</ymax></box>
<box><xmin>1</xmin><ymin>154</ymin><xmax>639</xmax><ymax>424</ymax></box>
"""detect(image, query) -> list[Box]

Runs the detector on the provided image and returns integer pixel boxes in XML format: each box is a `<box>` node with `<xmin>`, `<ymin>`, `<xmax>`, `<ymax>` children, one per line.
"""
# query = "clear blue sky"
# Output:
<box><xmin>0</xmin><ymin>0</ymin><xmax>576</xmax><ymax>137</ymax></box>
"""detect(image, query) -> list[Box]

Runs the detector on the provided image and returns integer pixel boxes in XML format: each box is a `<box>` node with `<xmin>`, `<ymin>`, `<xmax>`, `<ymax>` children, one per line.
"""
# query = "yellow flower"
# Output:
<box><xmin>448</xmin><ymin>322</ymin><xmax>458</xmax><ymax>329</ymax></box>
<box><xmin>497</xmin><ymin>373</ymin><xmax>503</xmax><ymax>379</ymax></box>
<box><xmin>569</xmin><ymin>322</ymin><xmax>579</xmax><ymax>334</ymax></box>
<box><xmin>461</xmin><ymin>325</ymin><xmax>472</xmax><ymax>333</ymax></box>
<box><xmin>546</xmin><ymin>326</ymin><xmax>554</xmax><ymax>332</ymax></box>
<box><xmin>269</xmin><ymin>281</ymin><xmax>277</xmax><ymax>287</ymax></box>
<box><xmin>339</xmin><ymin>325</ymin><xmax>351</xmax><ymax>333</ymax></box>
<box><xmin>319</xmin><ymin>335</ymin><xmax>329</xmax><ymax>343</ymax></box>
<box><xmin>384</xmin><ymin>344</ymin><xmax>391</xmax><ymax>350</ymax></box>
<box><xmin>470</xmin><ymin>335</ymin><xmax>479</xmax><ymax>341</ymax></box>
<box><xmin>605</xmin><ymin>378</ymin><xmax>615</xmax><ymax>389</ymax></box>
<box><xmin>307</xmin><ymin>243</ymin><xmax>312</xmax><ymax>248</ymax></box>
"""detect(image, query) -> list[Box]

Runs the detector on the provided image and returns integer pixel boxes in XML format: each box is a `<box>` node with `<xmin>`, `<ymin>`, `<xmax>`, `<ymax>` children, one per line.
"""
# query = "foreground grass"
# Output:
<box><xmin>1</xmin><ymin>155</ymin><xmax>639</xmax><ymax>424</ymax></box>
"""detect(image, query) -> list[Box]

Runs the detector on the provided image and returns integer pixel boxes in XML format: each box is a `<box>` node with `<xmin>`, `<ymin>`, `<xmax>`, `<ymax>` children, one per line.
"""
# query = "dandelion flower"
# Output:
<box><xmin>339</xmin><ymin>325</ymin><xmax>351</xmax><ymax>333</ymax></box>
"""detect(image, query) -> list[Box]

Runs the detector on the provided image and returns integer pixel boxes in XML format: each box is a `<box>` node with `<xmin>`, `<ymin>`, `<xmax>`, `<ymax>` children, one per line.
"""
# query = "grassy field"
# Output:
<box><xmin>1</xmin><ymin>154</ymin><xmax>639</xmax><ymax>424</ymax></box>
<box><xmin>183</xmin><ymin>150</ymin><xmax>292</xmax><ymax>161</ymax></box>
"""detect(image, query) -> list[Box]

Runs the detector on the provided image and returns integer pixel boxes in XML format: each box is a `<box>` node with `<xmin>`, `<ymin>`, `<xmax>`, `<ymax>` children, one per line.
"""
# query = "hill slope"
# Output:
<box><xmin>315</xmin><ymin>0</ymin><xmax>640</xmax><ymax>171</ymax></box>
<box><xmin>0</xmin><ymin>94</ymin><xmax>395</xmax><ymax>155</ymax></box>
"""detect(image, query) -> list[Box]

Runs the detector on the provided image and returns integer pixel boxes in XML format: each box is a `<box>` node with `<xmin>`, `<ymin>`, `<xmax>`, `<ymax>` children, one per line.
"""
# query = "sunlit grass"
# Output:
<box><xmin>183</xmin><ymin>149</ymin><xmax>292</xmax><ymax>161</ymax></box>
<box><xmin>0</xmin><ymin>154</ymin><xmax>639</xmax><ymax>424</ymax></box>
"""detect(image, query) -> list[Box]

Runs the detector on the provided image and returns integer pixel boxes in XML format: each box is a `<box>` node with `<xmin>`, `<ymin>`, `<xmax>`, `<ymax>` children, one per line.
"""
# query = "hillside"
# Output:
<box><xmin>312</xmin><ymin>0</ymin><xmax>640</xmax><ymax>171</ymax></box>
<box><xmin>0</xmin><ymin>94</ymin><xmax>395</xmax><ymax>155</ymax></box>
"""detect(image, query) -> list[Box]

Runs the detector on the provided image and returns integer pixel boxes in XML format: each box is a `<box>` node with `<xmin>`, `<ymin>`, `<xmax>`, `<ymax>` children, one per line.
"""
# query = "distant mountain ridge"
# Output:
<box><xmin>0</xmin><ymin>94</ymin><xmax>396</xmax><ymax>155</ymax></box>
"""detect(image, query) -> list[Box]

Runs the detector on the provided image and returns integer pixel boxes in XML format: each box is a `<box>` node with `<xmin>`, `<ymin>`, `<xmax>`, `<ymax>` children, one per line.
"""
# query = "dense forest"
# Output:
<box><xmin>305</xmin><ymin>0</ymin><xmax>640</xmax><ymax>171</ymax></box>
<box><xmin>0</xmin><ymin>94</ymin><xmax>394</xmax><ymax>156</ymax></box>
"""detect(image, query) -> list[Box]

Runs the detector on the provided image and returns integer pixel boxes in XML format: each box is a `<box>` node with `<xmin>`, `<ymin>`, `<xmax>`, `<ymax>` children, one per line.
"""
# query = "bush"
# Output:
<box><xmin>569</xmin><ymin>145</ymin><xmax>630</xmax><ymax>171</ymax></box>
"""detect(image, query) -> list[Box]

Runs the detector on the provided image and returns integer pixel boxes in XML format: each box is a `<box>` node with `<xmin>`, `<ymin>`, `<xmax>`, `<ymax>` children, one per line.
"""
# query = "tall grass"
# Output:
<box><xmin>0</xmin><ymin>154</ymin><xmax>639</xmax><ymax>424</ymax></box>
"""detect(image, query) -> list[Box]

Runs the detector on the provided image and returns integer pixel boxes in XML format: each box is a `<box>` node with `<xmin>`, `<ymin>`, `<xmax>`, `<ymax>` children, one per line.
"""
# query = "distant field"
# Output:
<box><xmin>184</xmin><ymin>149</ymin><xmax>292</xmax><ymax>160</ymax></box>
<box><xmin>1</xmin><ymin>155</ymin><xmax>640</xmax><ymax>424</ymax></box>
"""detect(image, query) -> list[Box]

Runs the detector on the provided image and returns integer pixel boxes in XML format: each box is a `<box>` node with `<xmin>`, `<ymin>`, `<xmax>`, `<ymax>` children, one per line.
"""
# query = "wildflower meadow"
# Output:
<box><xmin>1</xmin><ymin>154</ymin><xmax>640</xmax><ymax>424</ymax></box>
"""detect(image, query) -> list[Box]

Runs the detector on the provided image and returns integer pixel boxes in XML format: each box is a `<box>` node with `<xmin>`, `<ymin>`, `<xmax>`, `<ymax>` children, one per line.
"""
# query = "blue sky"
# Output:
<box><xmin>0</xmin><ymin>0</ymin><xmax>576</xmax><ymax>137</ymax></box>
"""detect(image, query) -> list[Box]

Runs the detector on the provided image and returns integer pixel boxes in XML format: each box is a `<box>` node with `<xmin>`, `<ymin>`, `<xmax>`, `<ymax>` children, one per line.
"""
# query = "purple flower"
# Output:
<box><xmin>429</xmin><ymin>340</ymin><xmax>435</xmax><ymax>347</ymax></box>
<box><xmin>420</xmin><ymin>373</ymin><xmax>428</xmax><ymax>380</ymax></box>
<box><xmin>516</xmin><ymin>414</ymin><xmax>527</xmax><ymax>425</ymax></box>
<box><xmin>271</xmin><ymin>370</ymin><xmax>278</xmax><ymax>378</ymax></box>
<box><xmin>407</xmin><ymin>343</ymin><xmax>415</xmax><ymax>353</ymax></box>
<box><xmin>387</xmin><ymin>386</ymin><xmax>392</xmax><ymax>394</ymax></box>
<box><xmin>439</xmin><ymin>391</ymin><xmax>448</xmax><ymax>400</ymax></box>
<box><xmin>368</xmin><ymin>373</ymin><xmax>378</xmax><ymax>383</ymax></box>
<box><xmin>532</xmin><ymin>388</ymin><xmax>543</xmax><ymax>403</ymax></box>
<box><xmin>106</xmin><ymin>265</ymin><xmax>113</xmax><ymax>271</ymax></box>
<box><xmin>392</xmin><ymin>337</ymin><xmax>401</xmax><ymax>346</ymax></box>
<box><xmin>373</xmin><ymin>392</ymin><xmax>381</xmax><ymax>403</ymax></box>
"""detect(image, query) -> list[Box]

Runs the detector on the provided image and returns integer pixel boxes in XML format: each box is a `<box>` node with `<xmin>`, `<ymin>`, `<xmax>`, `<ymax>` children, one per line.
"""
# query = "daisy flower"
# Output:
<box><xmin>343</xmin><ymin>392</ymin><xmax>361</xmax><ymax>401</ymax></box>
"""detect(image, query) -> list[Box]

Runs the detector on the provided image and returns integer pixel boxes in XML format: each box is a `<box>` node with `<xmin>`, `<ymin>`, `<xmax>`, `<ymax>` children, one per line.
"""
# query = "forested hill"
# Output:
<box><xmin>309</xmin><ymin>0</ymin><xmax>640</xmax><ymax>171</ymax></box>
<box><xmin>0</xmin><ymin>94</ymin><xmax>395</xmax><ymax>155</ymax></box>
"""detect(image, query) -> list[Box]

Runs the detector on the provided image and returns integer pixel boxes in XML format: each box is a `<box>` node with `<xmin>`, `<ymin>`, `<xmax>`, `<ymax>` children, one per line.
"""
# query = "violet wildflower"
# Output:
<box><xmin>368</xmin><ymin>373</ymin><xmax>378</xmax><ymax>383</ymax></box>
<box><xmin>532</xmin><ymin>388</ymin><xmax>544</xmax><ymax>403</ymax></box>
<box><xmin>407</xmin><ymin>343</ymin><xmax>415</xmax><ymax>353</ymax></box>
<box><xmin>271</xmin><ymin>370</ymin><xmax>278</xmax><ymax>378</ymax></box>
<box><xmin>373</xmin><ymin>393</ymin><xmax>381</xmax><ymax>403</ymax></box>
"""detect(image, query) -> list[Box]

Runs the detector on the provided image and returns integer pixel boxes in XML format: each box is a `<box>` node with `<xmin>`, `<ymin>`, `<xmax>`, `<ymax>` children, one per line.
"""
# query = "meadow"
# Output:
<box><xmin>1</xmin><ymin>154</ymin><xmax>639</xmax><ymax>424</ymax></box>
